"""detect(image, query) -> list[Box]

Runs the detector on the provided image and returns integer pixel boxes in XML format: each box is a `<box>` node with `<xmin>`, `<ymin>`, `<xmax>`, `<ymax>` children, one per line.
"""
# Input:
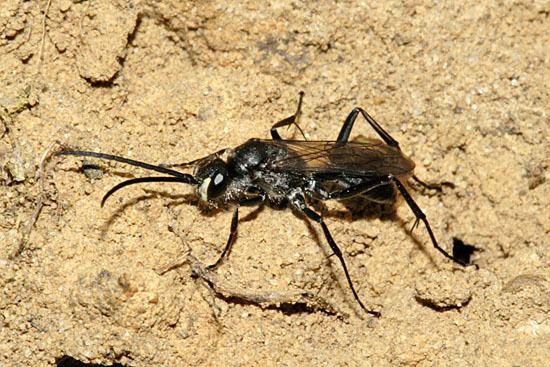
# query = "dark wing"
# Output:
<box><xmin>262</xmin><ymin>138</ymin><xmax>415</xmax><ymax>178</ymax></box>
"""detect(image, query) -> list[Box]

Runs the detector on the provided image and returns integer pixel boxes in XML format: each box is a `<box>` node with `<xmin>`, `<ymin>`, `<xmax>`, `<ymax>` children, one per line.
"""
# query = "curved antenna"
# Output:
<box><xmin>164</xmin><ymin>148</ymin><xmax>230</xmax><ymax>169</ymax></box>
<box><xmin>101</xmin><ymin>176</ymin><xmax>197</xmax><ymax>207</ymax></box>
<box><xmin>57</xmin><ymin>150</ymin><xmax>195</xmax><ymax>180</ymax></box>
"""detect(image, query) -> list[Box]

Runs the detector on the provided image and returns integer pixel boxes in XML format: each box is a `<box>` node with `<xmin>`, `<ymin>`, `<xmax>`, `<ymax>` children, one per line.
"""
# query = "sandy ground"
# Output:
<box><xmin>1</xmin><ymin>1</ymin><xmax>549</xmax><ymax>366</ymax></box>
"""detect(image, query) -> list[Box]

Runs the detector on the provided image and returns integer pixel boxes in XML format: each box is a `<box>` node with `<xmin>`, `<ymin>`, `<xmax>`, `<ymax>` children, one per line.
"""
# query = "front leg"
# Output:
<box><xmin>206</xmin><ymin>207</ymin><xmax>239</xmax><ymax>270</ymax></box>
<box><xmin>206</xmin><ymin>188</ymin><xmax>266</xmax><ymax>270</ymax></box>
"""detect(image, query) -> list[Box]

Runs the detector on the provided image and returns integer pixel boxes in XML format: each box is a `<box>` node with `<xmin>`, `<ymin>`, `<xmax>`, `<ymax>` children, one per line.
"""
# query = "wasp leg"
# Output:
<box><xmin>388</xmin><ymin>175</ymin><xmax>472</xmax><ymax>267</ymax></box>
<box><xmin>336</xmin><ymin>108</ymin><xmax>400</xmax><ymax>148</ymax></box>
<box><xmin>206</xmin><ymin>207</ymin><xmax>239</xmax><ymax>270</ymax></box>
<box><xmin>271</xmin><ymin>91</ymin><xmax>306</xmax><ymax>140</ymax></box>
<box><xmin>206</xmin><ymin>190</ymin><xmax>266</xmax><ymax>270</ymax></box>
<box><xmin>313</xmin><ymin>177</ymin><xmax>396</xmax><ymax>204</ymax></box>
<box><xmin>325</xmin><ymin>179</ymin><xmax>391</xmax><ymax>201</ymax></box>
<box><xmin>291</xmin><ymin>193</ymin><xmax>380</xmax><ymax>316</ymax></box>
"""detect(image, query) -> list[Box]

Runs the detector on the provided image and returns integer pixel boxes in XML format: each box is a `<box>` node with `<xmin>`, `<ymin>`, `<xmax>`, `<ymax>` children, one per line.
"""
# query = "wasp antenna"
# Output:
<box><xmin>100</xmin><ymin>176</ymin><xmax>198</xmax><ymax>207</ymax></box>
<box><xmin>57</xmin><ymin>149</ymin><xmax>196</xmax><ymax>180</ymax></box>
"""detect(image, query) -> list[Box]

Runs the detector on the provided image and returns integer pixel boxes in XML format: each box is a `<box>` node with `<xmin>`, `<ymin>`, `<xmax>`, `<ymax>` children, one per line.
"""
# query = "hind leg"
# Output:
<box><xmin>336</xmin><ymin>107</ymin><xmax>399</xmax><ymax>147</ymax></box>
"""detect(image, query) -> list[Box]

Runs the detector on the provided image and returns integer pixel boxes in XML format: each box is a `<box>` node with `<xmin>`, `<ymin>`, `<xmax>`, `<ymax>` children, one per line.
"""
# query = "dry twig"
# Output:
<box><xmin>12</xmin><ymin>142</ymin><xmax>59</xmax><ymax>258</ymax></box>
<box><xmin>36</xmin><ymin>0</ymin><xmax>52</xmax><ymax>74</ymax></box>
<box><xmin>165</xmin><ymin>219</ymin><xmax>344</xmax><ymax>316</ymax></box>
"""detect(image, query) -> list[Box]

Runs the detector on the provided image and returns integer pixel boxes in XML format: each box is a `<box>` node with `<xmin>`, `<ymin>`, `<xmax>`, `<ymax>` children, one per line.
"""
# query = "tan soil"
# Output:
<box><xmin>1</xmin><ymin>1</ymin><xmax>548</xmax><ymax>366</ymax></box>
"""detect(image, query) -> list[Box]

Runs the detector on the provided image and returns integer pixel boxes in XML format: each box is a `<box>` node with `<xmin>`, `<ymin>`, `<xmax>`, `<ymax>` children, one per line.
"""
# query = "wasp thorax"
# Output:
<box><xmin>195</xmin><ymin>158</ymin><xmax>230</xmax><ymax>201</ymax></box>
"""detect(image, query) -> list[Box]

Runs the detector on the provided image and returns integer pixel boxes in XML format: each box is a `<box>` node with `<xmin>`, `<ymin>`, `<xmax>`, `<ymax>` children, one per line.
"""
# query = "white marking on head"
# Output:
<box><xmin>198</xmin><ymin>177</ymin><xmax>211</xmax><ymax>202</ymax></box>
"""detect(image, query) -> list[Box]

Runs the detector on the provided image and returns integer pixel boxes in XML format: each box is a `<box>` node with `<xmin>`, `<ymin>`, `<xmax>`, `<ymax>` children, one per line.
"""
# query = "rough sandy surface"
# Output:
<box><xmin>1</xmin><ymin>1</ymin><xmax>548</xmax><ymax>366</ymax></box>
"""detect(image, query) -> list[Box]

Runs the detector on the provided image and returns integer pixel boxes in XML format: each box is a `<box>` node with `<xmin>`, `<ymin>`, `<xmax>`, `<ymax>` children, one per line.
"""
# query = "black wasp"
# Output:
<box><xmin>58</xmin><ymin>92</ymin><xmax>467</xmax><ymax>316</ymax></box>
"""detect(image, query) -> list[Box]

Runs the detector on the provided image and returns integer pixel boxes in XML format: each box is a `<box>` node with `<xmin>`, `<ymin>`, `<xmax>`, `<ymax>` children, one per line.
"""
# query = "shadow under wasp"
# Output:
<box><xmin>58</xmin><ymin>92</ymin><xmax>469</xmax><ymax>316</ymax></box>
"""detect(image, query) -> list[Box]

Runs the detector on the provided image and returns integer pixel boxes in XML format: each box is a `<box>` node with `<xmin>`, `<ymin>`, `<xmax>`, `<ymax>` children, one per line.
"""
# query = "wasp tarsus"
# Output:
<box><xmin>58</xmin><ymin>93</ymin><xmax>471</xmax><ymax>316</ymax></box>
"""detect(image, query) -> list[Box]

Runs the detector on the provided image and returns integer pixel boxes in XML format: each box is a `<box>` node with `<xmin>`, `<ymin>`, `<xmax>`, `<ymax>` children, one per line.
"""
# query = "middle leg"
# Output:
<box><xmin>291</xmin><ymin>193</ymin><xmax>380</xmax><ymax>316</ymax></box>
<box><xmin>271</xmin><ymin>92</ymin><xmax>306</xmax><ymax>140</ymax></box>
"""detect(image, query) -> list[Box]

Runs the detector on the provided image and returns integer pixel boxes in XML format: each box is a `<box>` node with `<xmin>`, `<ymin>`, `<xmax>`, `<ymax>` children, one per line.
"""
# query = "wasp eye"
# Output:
<box><xmin>197</xmin><ymin>158</ymin><xmax>230</xmax><ymax>201</ymax></box>
<box><xmin>207</xmin><ymin>171</ymin><xmax>228</xmax><ymax>199</ymax></box>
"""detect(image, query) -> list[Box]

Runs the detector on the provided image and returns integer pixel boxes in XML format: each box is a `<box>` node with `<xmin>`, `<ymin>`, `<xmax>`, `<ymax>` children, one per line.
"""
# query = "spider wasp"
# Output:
<box><xmin>58</xmin><ymin>92</ymin><xmax>468</xmax><ymax>316</ymax></box>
